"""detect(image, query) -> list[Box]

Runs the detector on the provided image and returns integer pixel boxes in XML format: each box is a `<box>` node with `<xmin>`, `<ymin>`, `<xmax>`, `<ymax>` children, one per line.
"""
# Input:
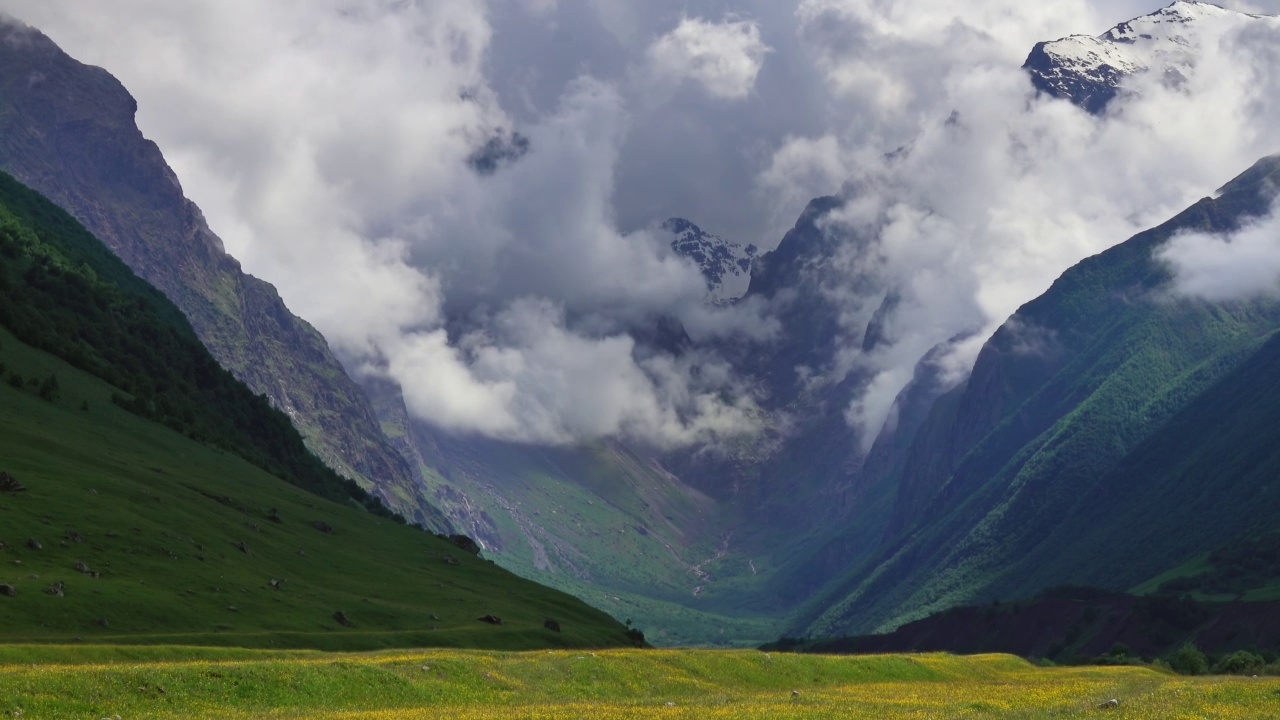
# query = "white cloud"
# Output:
<box><xmin>765</xmin><ymin>0</ymin><xmax>1280</xmax><ymax>446</ymax></box>
<box><xmin>4</xmin><ymin>0</ymin><xmax>1277</xmax><ymax>456</ymax></box>
<box><xmin>0</xmin><ymin>0</ymin><xmax>767</xmax><ymax>448</ymax></box>
<box><xmin>1158</xmin><ymin>204</ymin><xmax>1280</xmax><ymax>301</ymax></box>
<box><xmin>647</xmin><ymin>16</ymin><xmax>771</xmax><ymax>100</ymax></box>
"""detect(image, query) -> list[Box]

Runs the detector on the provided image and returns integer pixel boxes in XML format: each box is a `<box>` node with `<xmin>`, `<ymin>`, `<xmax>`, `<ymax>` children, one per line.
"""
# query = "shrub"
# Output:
<box><xmin>1170</xmin><ymin>642</ymin><xmax>1209</xmax><ymax>675</ymax></box>
<box><xmin>1214</xmin><ymin>650</ymin><xmax>1265</xmax><ymax>675</ymax></box>
<box><xmin>37</xmin><ymin>373</ymin><xmax>59</xmax><ymax>401</ymax></box>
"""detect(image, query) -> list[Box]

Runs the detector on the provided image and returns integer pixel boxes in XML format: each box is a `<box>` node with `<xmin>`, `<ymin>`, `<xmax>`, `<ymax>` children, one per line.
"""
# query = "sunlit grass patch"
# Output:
<box><xmin>3</xmin><ymin>647</ymin><xmax>1280</xmax><ymax>719</ymax></box>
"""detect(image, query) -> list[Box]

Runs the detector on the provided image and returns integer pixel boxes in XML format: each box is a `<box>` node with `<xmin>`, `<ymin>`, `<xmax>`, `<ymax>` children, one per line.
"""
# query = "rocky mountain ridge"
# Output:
<box><xmin>1024</xmin><ymin>1</ymin><xmax>1277</xmax><ymax>114</ymax></box>
<box><xmin>662</xmin><ymin>218</ymin><xmax>758</xmax><ymax>302</ymax></box>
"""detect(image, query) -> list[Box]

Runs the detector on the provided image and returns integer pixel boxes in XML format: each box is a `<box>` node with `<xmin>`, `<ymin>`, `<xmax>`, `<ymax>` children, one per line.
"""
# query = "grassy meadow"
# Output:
<box><xmin>2</xmin><ymin>647</ymin><xmax>1279</xmax><ymax>719</ymax></box>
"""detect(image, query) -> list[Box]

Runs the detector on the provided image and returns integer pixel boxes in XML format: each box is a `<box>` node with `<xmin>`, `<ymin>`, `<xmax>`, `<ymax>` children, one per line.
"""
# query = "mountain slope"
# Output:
<box><xmin>662</xmin><ymin>218</ymin><xmax>757</xmax><ymax>302</ymax></box>
<box><xmin>0</xmin><ymin>18</ymin><xmax>449</xmax><ymax>530</ymax></box>
<box><xmin>0</xmin><ymin>172</ymin><xmax>632</xmax><ymax>650</ymax></box>
<box><xmin>1024</xmin><ymin>1</ymin><xmax>1279</xmax><ymax>114</ymax></box>
<box><xmin>793</xmin><ymin>154</ymin><xmax>1280</xmax><ymax>637</ymax></box>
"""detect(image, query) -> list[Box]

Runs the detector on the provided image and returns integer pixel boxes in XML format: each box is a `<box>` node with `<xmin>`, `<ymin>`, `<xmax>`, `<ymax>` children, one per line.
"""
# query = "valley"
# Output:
<box><xmin>0</xmin><ymin>8</ymin><xmax>1277</xmax><ymax>718</ymax></box>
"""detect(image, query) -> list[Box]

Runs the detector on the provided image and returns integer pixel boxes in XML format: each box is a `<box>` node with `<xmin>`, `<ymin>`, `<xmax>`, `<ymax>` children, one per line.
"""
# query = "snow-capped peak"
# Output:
<box><xmin>662</xmin><ymin>218</ymin><xmax>757</xmax><ymax>302</ymax></box>
<box><xmin>1024</xmin><ymin>1</ymin><xmax>1278</xmax><ymax>114</ymax></box>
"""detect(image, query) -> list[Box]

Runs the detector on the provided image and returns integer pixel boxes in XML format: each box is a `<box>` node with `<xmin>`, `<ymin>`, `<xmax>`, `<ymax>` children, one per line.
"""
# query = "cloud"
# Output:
<box><xmin>646</xmin><ymin>16</ymin><xmax>771</xmax><ymax>100</ymax></box>
<box><xmin>765</xmin><ymin>0</ymin><xmax>1280</xmax><ymax>446</ymax></box>
<box><xmin>4</xmin><ymin>0</ymin><xmax>1277</xmax><ymax>456</ymax></box>
<box><xmin>1157</xmin><ymin>203</ymin><xmax>1280</xmax><ymax>301</ymax></box>
<box><xmin>1</xmin><ymin>0</ymin><xmax>769</xmax><ymax>448</ymax></box>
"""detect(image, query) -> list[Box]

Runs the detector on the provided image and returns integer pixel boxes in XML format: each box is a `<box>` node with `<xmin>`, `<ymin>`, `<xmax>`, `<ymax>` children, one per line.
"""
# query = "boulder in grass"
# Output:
<box><xmin>333</xmin><ymin>610</ymin><xmax>355</xmax><ymax>628</ymax></box>
<box><xmin>26</xmin><ymin>538</ymin><xmax>41</xmax><ymax>551</ymax></box>
<box><xmin>0</xmin><ymin>584</ymin><xmax>15</xmax><ymax>597</ymax></box>
<box><xmin>544</xmin><ymin>619</ymin><xmax>561</xmax><ymax>633</ymax></box>
<box><xmin>234</xmin><ymin>540</ymin><xmax>252</xmax><ymax>556</ymax></box>
<box><xmin>313</xmin><ymin>521</ymin><xmax>334</xmax><ymax>535</ymax></box>
<box><xmin>448</xmin><ymin>534</ymin><xmax>482</xmax><ymax>556</ymax></box>
<box><xmin>0</xmin><ymin>472</ymin><xmax>25</xmax><ymax>493</ymax></box>
<box><xmin>1098</xmin><ymin>699</ymin><xmax>1119</xmax><ymax>710</ymax></box>
<box><xmin>44</xmin><ymin>581</ymin><xmax>64</xmax><ymax>597</ymax></box>
<box><xmin>478</xmin><ymin>615</ymin><xmax>503</xmax><ymax>626</ymax></box>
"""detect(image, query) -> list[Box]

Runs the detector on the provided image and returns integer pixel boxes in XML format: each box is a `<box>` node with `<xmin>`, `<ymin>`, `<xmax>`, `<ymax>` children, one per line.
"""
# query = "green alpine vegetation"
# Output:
<box><xmin>0</xmin><ymin>171</ymin><xmax>634</xmax><ymax>650</ymax></box>
<box><xmin>790</xmin><ymin>155</ymin><xmax>1280</xmax><ymax>639</ymax></box>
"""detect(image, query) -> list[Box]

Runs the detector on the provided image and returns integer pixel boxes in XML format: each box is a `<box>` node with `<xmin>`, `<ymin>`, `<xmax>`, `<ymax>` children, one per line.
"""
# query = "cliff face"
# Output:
<box><xmin>0</xmin><ymin>20</ymin><xmax>451</xmax><ymax>530</ymax></box>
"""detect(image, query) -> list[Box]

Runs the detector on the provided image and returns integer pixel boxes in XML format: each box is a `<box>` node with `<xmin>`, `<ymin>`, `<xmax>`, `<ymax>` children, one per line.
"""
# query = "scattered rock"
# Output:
<box><xmin>544</xmin><ymin>619</ymin><xmax>561</xmax><ymax>633</ymax></box>
<box><xmin>449</xmin><ymin>534</ymin><xmax>482</xmax><ymax>556</ymax></box>
<box><xmin>478</xmin><ymin>615</ymin><xmax>503</xmax><ymax>626</ymax></box>
<box><xmin>0</xmin><ymin>472</ymin><xmax>25</xmax><ymax>493</ymax></box>
<box><xmin>313</xmin><ymin>521</ymin><xmax>334</xmax><ymax>535</ymax></box>
<box><xmin>267</xmin><ymin>508</ymin><xmax>282</xmax><ymax>524</ymax></box>
<box><xmin>44</xmin><ymin>581</ymin><xmax>64</xmax><ymax>597</ymax></box>
<box><xmin>234</xmin><ymin>541</ymin><xmax>252</xmax><ymax>556</ymax></box>
<box><xmin>0</xmin><ymin>542</ymin><xmax>8</xmax><ymax>551</ymax></box>
<box><xmin>0</xmin><ymin>584</ymin><xmax>15</xmax><ymax>597</ymax></box>
<box><xmin>25</xmin><ymin>538</ymin><xmax>41</xmax><ymax>551</ymax></box>
<box><xmin>1098</xmin><ymin>699</ymin><xmax>1119</xmax><ymax>710</ymax></box>
<box><xmin>65</xmin><ymin>530</ymin><xmax>84</xmax><ymax>544</ymax></box>
<box><xmin>247</xmin><ymin>523</ymin><xmax>261</xmax><ymax>532</ymax></box>
<box><xmin>96</xmin><ymin>618</ymin><xmax>109</xmax><ymax>628</ymax></box>
<box><xmin>269</xmin><ymin>579</ymin><xmax>282</xmax><ymax>590</ymax></box>
<box><xmin>227</xmin><ymin>605</ymin><xmax>238</xmax><ymax>612</ymax></box>
<box><xmin>442</xmin><ymin>554</ymin><xmax>460</xmax><ymax>566</ymax></box>
<box><xmin>430</xmin><ymin>614</ymin><xmax>440</xmax><ymax>621</ymax></box>
<box><xmin>333</xmin><ymin>610</ymin><xmax>355</xmax><ymax>627</ymax></box>
<box><xmin>791</xmin><ymin>690</ymin><xmax>800</xmax><ymax>699</ymax></box>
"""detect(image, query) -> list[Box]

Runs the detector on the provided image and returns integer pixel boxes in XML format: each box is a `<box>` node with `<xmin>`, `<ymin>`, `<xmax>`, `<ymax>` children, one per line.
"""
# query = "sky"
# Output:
<box><xmin>1</xmin><ymin>0</ymin><xmax>1278</xmax><ymax>450</ymax></box>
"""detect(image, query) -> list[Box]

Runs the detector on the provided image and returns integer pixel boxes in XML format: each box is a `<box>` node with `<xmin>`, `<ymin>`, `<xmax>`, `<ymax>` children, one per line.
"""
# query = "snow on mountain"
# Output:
<box><xmin>662</xmin><ymin>218</ymin><xmax>758</xmax><ymax>302</ymax></box>
<box><xmin>1024</xmin><ymin>1</ymin><xmax>1278</xmax><ymax>114</ymax></box>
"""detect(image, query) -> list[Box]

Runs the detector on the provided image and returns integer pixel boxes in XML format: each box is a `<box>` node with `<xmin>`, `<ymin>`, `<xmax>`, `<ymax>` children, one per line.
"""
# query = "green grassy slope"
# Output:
<box><xmin>0</xmin><ymin>170</ymin><xmax>386</xmax><ymax>516</ymax></box>
<box><xmin>0</xmin><ymin>327</ymin><xmax>632</xmax><ymax>649</ymax></box>
<box><xmin>794</xmin><ymin>155</ymin><xmax>1280</xmax><ymax>637</ymax></box>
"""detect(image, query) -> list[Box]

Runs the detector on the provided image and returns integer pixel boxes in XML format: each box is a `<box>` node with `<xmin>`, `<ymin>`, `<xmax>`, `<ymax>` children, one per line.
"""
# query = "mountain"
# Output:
<box><xmin>790</xmin><ymin>154</ymin><xmax>1280</xmax><ymax>638</ymax></box>
<box><xmin>661</xmin><ymin>218</ymin><xmax>757</xmax><ymax>302</ymax></box>
<box><xmin>1024</xmin><ymin>1</ymin><xmax>1278</xmax><ymax>114</ymax></box>
<box><xmin>0</xmin><ymin>168</ymin><xmax>635</xmax><ymax>649</ymax></box>
<box><xmin>0</xmin><ymin>19</ymin><xmax>450</xmax><ymax>531</ymax></box>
